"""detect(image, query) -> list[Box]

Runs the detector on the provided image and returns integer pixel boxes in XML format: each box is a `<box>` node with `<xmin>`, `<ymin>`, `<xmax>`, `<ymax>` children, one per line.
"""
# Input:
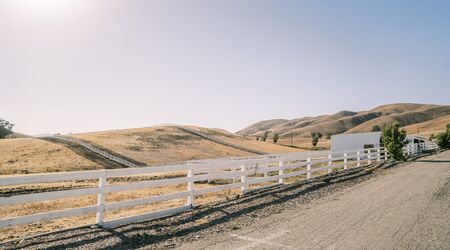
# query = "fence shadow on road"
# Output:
<box><xmin>9</xmin><ymin>166</ymin><xmax>381</xmax><ymax>250</ymax></box>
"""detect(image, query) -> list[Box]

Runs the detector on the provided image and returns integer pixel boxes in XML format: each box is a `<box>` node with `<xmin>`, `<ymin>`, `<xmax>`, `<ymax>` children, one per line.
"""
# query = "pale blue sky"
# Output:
<box><xmin>1</xmin><ymin>0</ymin><xmax>449</xmax><ymax>135</ymax></box>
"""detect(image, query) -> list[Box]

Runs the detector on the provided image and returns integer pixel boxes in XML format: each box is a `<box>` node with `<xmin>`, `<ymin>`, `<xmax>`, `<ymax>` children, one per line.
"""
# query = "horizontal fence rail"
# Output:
<box><xmin>0</xmin><ymin>142</ymin><xmax>437</xmax><ymax>231</ymax></box>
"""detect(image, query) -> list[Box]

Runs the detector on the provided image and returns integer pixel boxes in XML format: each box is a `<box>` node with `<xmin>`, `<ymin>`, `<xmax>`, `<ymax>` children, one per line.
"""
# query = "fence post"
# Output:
<box><xmin>306</xmin><ymin>157</ymin><xmax>312</xmax><ymax>179</ymax></box>
<box><xmin>264</xmin><ymin>163</ymin><xmax>268</xmax><ymax>178</ymax></box>
<box><xmin>232</xmin><ymin>167</ymin><xmax>236</xmax><ymax>183</ymax></box>
<box><xmin>186</xmin><ymin>167</ymin><xmax>193</xmax><ymax>207</ymax></box>
<box><xmin>278</xmin><ymin>161</ymin><xmax>284</xmax><ymax>184</ymax></box>
<box><xmin>327</xmin><ymin>154</ymin><xmax>332</xmax><ymax>173</ymax></box>
<box><xmin>384</xmin><ymin>148</ymin><xmax>388</xmax><ymax>161</ymax></box>
<box><xmin>240</xmin><ymin>164</ymin><xmax>247</xmax><ymax>195</ymax></box>
<box><xmin>96</xmin><ymin>174</ymin><xmax>106</xmax><ymax>227</ymax></box>
<box><xmin>367</xmin><ymin>149</ymin><xmax>372</xmax><ymax>165</ymax></box>
<box><xmin>207</xmin><ymin>167</ymin><xmax>211</xmax><ymax>184</ymax></box>
<box><xmin>377</xmin><ymin>148</ymin><xmax>381</xmax><ymax>162</ymax></box>
<box><xmin>357</xmin><ymin>151</ymin><xmax>361</xmax><ymax>167</ymax></box>
<box><xmin>343</xmin><ymin>153</ymin><xmax>348</xmax><ymax>170</ymax></box>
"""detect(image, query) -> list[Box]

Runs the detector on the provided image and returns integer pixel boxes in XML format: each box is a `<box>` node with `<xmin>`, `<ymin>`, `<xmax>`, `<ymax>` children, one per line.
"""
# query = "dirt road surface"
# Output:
<box><xmin>176</xmin><ymin>151</ymin><xmax>450</xmax><ymax>250</ymax></box>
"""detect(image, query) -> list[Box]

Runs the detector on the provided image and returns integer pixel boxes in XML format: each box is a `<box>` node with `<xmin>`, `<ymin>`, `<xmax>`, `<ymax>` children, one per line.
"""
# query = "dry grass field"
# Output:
<box><xmin>402</xmin><ymin>114</ymin><xmax>450</xmax><ymax>137</ymax></box>
<box><xmin>71</xmin><ymin>126</ymin><xmax>301</xmax><ymax>166</ymax></box>
<box><xmin>0</xmin><ymin>138</ymin><xmax>102</xmax><ymax>175</ymax></box>
<box><xmin>183</xmin><ymin>126</ymin><xmax>302</xmax><ymax>154</ymax></box>
<box><xmin>277</xmin><ymin>137</ymin><xmax>331</xmax><ymax>150</ymax></box>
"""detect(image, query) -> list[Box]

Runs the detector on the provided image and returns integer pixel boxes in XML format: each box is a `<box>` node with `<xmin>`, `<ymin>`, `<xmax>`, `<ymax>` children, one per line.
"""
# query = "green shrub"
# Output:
<box><xmin>381</xmin><ymin>122</ymin><xmax>407</xmax><ymax>161</ymax></box>
<box><xmin>436</xmin><ymin>124</ymin><xmax>450</xmax><ymax>149</ymax></box>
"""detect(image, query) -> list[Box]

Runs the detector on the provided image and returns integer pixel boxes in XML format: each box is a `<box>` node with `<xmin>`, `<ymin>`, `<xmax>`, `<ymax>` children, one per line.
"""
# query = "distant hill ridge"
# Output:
<box><xmin>238</xmin><ymin>103</ymin><xmax>450</xmax><ymax>138</ymax></box>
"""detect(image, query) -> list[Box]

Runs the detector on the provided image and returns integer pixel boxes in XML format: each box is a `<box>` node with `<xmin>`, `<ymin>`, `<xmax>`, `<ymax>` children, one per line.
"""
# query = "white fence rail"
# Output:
<box><xmin>0</xmin><ymin>143</ymin><xmax>436</xmax><ymax>231</ymax></box>
<box><xmin>404</xmin><ymin>141</ymin><xmax>438</xmax><ymax>155</ymax></box>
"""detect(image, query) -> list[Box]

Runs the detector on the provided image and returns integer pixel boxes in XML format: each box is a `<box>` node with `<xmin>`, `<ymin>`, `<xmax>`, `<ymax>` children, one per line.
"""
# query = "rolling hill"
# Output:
<box><xmin>70</xmin><ymin>125</ymin><xmax>300</xmax><ymax>167</ymax></box>
<box><xmin>238</xmin><ymin>103</ymin><xmax>450</xmax><ymax>140</ymax></box>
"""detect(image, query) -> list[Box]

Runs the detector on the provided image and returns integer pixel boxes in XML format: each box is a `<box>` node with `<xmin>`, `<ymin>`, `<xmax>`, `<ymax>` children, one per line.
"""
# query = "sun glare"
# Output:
<box><xmin>15</xmin><ymin>0</ymin><xmax>79</xmax><ymax>12</ymax></box>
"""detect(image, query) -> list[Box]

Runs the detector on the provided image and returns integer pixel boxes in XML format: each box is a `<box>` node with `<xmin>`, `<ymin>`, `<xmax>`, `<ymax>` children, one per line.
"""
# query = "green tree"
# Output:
<box><xmin>273</xmin><ymin>133</ymin><xmax>279</xmax><ymax>144</ymax></box>
<box><xmin>435</xmin><ymin>124</ymin><xmax>450</xmax><ymax>149</ymax></box>
<box><xmin>429</xmin><ymin>133</ymin><xmax>435</xmax><ymax>140</ymax></box>
<box><xmin>0</xmin><ymin>119</ymin><xmax>14</xmax><ymax>139</ymax></box>
<box><xmin>316</xmin><ymin>132</ymin><xmax>323</xmax><ymax>139</ymax></box>
<box><xmin>311</xmin><ymin>135</ymin><xmax>319</xmax><ymax>148</ymax></box>
<box><xmin>381</xmin><ymin>122</ymin><xmax>408</xmax><ymax>161</ymax></box>
<box><xmin>262</xmin><ymin>130</ymin><xmax>270</xmax><ymax>142</ymax></box>
<box><xmin>372</xmin><ymin>125</ymin><xmax>381</xmax><ymax>132</ymax></box>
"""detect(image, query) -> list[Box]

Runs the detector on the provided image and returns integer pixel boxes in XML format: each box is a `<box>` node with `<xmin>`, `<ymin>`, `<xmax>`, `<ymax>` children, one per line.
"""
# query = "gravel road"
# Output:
<box><xmin>177</xmin><ymin>150</ymin><xmax>450</xmax><ymax>250</ymax></box>
<box><xmin>2</xmin><ymin>150</ymin><xmax>448</xmax><ymax>250</ymax></box>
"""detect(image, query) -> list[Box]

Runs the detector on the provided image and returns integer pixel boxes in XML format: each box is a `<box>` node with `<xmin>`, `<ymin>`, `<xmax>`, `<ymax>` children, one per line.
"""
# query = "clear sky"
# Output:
<box><xmin>1</xmin><ymin>0</ymin><xmax>449</xmax><ymax>135</ymax></box>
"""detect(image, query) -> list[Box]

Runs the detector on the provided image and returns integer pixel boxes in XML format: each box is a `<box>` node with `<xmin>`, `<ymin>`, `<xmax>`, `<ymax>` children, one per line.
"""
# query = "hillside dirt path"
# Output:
<box><xmin>176</xmin><ymin>151</ymin><xmax>450</xmax><ymax>250</ymax></box>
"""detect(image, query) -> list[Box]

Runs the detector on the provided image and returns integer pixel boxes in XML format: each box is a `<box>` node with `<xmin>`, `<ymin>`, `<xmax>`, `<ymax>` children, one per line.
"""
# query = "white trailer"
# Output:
<box><xmin>331</xmin><ymin>132</ymin><xmax>381</xmax><ymax>152</ymax></box>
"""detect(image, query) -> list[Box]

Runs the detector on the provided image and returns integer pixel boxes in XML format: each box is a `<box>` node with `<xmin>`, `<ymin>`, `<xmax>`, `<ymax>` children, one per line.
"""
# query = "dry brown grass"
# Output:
<box><xmin>71</xmin><ymin>126</ymin><xmax>300</xmax><ymax>166</ymax></box>
<box><xmin>402</xmin><ymin>114</ymin><xmax>450</xmax><ymax>137</ymax></box>
<box><xmin>276</xmin><ymin>137</ymin><xmax>331</xmax><ymax>150</ymax></box>
<box><xmin>0</xmin><ymin>138</ymin><xmax>101</xmax><ymax>175</ymax></box>
<box><xmin>185</xmin><ymin>126</ymin><xmax>302</xmax><ymax>154</ymax></box>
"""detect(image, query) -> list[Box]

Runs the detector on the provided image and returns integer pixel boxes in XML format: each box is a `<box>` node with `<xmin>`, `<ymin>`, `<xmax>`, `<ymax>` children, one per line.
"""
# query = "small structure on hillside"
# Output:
<box><xmin>406</xmin><ymin>134</ymin><xmax>427</xmax><ymax>145</ymax></box>
<box><xmin>331</xmin><ymin>132</ymin><xmax>381</xmax><ymax>152</ymax></box>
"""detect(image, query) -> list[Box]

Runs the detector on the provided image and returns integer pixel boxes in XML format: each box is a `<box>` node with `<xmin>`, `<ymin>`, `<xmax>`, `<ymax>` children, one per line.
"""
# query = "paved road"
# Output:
<box><xmin>177</xmin><ymin>151</ymin><xmax>450</xmax><ymax>250</ymax></box>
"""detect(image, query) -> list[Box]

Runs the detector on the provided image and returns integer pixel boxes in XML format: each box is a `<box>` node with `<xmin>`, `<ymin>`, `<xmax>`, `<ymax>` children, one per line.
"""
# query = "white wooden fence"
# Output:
<box><xmin>404</xmin><ymin>141</ymin><xmax>438</xmax><ymax>155</ymax></box>
<box><xmin>0</xmin><ymin>143</ymin><xmax>436</xmax><ymax>231</ymax></box>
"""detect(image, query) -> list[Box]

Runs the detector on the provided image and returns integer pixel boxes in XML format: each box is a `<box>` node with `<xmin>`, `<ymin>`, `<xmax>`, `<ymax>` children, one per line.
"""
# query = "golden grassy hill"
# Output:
<box><xmin>0</xmin><ymin>138</ymin><xmax>102</xmax><ymax>175</ymax></box>
<box><xmin>402</xmin><ymin>114</ymin><xmax>450</xmax><ymax>137</ymax></box>
<box><xmin>71</xmin><ymin>125</ymin><xmax>301</xmax><ymax>166</ymax></box>
<box><xmin>239</xmin><ymin>103</ymin><xmax>450</xmax><ymax>139</ymax></box>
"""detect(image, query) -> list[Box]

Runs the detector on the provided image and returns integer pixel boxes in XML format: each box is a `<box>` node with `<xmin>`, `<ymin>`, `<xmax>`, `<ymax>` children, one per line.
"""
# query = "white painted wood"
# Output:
<box><xmin>343</xmin><ymin>153</ymin><xmax>348</xmax><ymax>170</ymax></box>
<box><xmin>327</xmin><ymin>154</ymin><xmax>332</xmax><ymax>174</ymax></box>
<box><xmin>186</xmin><ymin>167</ymin><xmax>193</xmax><ymax>207</ymax></box>
<box><xmin>0</xmin><ymin>205</ymin><xmax>99</xmax><ymax>228</ymax></box>
<box><xmin>278</xmin><ymin>161</ymin><xmax>284</xmax><ymax>184</ymax></box>
<box><xmin>306</xmin><ymin>158</ymin><xmax>312</xmax><ymax>179</ymax></box>
<box><xmin>240</xmin><ymin>165</ymin><xmax>247</xmax><ymax>195</ymax></box>
<box><xmin>0</xmin><ymin>187</ymin><xmax>100</xmax><ymax>206</ymax></box>
<box><xmin>357</xmin><ymin>151</ymin><xmax>361</xmax><ymax>167</ymax></box>
<box><xmin>96</xmin><ymin>176</ymin><xmax>106</xmax><ymax>226</ymax></box>
<box><xmin>377</xmin><ymin>148</ymin><xmax>381</xmax><ymax>162</ymax></box>
<box><xmin>102</xmin><ymin>205</ymin><xmax>192</xmax><ymax>228</ymax></box>
<box><xmin>105</xmin><ymin>177</ymin><xmax>188</xmax><ymax>193</ymax></box>
<box><xmin>0</xmin><ymin>170</ymin><xmax>105</xmax><ymax>186</ymax></box>
<box><xmin>367</xmin><ymin>149</ymin><xmax>372</xmax><ymax>164</ymax></box>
